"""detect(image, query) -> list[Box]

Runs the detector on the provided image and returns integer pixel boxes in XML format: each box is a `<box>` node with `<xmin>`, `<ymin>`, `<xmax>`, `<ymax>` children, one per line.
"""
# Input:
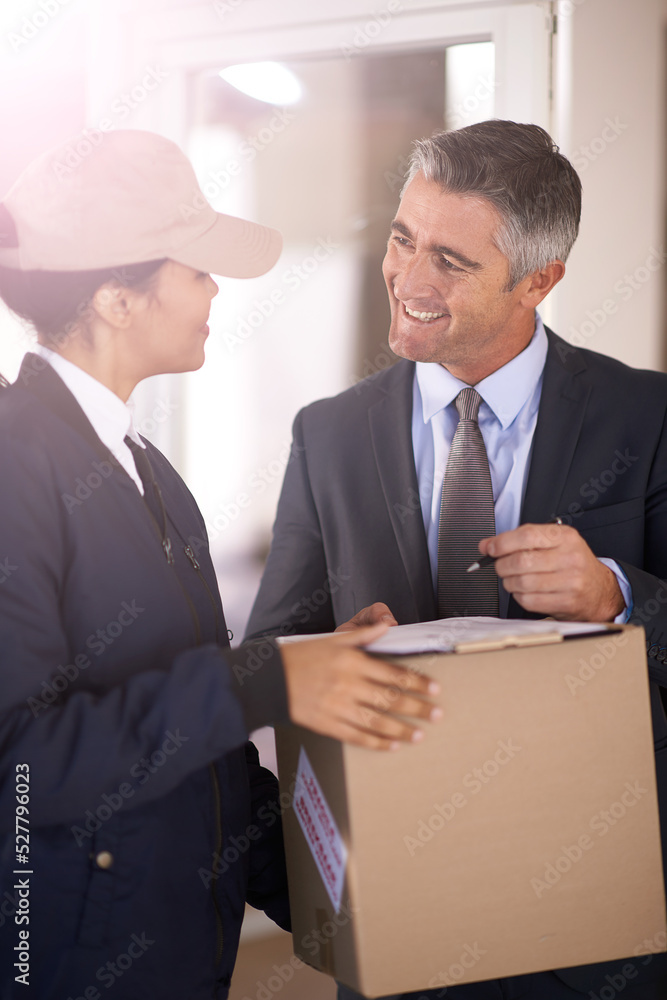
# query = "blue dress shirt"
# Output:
<box><xmin>411</xmin><ymin>314</ymin><xmax>631</xmax><ymax>620</ymax></box>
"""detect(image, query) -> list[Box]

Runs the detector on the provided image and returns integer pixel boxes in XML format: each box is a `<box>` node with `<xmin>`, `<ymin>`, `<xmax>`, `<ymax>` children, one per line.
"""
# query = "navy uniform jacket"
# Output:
<box><xmin>0</xmin><ymin>354</ymin><xmax>289</xmax><ymax>999</ymax></box>
<box><xmin>246</xmin><ymin>329</ymin><xmax>667</xmax><ymax>995</ymax></box>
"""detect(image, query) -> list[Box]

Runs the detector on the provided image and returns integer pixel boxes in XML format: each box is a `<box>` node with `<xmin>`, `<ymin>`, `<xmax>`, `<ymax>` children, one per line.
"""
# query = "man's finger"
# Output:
<box><xmin>330</xmin><ymin>621</ymin><xmax>390</xmax><ymax>645</ymax></box>
<box><xmin>501</xmin><ymin>571</ymin><xmax>572</xmax><ymax>596</ymax></box>
<box><xmin>493</xmin><ymin>547</ymin><xmax>567</xmax><ymax>578</ymax></box>
<box><xmin>355</xmin><ymin>602</ymin><xmax>397</xmax><ymax>626</ymax></box>
<box><xmin>334</xmin><ymin>602</ymin><xmax>398</xmax><ymax>632</ymax></box>
<box><xmin>481</xmin><ymin>522</ymin><xmax>570</xmax><ymax>558</ymax></box>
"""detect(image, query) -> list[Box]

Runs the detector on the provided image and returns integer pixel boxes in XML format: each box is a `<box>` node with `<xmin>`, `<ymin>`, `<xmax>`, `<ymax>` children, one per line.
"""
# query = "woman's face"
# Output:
<box><xmin>129</xmin><ymin>260</ymin><xmax>218</xmax><ymax>379</ymax></box>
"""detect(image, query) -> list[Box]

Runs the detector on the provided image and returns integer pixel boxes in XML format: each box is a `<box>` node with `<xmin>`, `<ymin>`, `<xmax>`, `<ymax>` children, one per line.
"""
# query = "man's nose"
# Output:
<box><xmin>392</xmin><ymin>252</ymin><xmax>436</xmax><ymax>300</ymax></box>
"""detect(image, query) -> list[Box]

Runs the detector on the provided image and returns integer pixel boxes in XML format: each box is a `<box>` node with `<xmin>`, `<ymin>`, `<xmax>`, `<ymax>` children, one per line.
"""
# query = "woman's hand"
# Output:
<box><xmin>280</xmin><ymin>623</ymin><xmax>442</xmax><ymax>750</ymax></box>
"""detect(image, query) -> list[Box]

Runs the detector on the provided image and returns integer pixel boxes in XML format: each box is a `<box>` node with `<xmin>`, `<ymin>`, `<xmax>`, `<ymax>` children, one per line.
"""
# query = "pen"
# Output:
<box><xmin>466</xmin><ymin>553</ymin><xmax>496</xmax><ymax>573</ymax></box>
<box><xmin>466</xmin><ymin>517</ymin><xmax>564</xmax><ymax>573</ymax></box>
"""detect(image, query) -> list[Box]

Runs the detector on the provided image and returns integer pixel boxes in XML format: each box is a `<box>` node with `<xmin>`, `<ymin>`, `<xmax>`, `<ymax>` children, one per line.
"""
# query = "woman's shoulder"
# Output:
<box><xmin>0</xmin><ymin>378</ymin><xmax>47</xmax><ymax>443</ymax></box>
<box><xmin>0</xmin><ymin>378</ymin><xmax>84</xmax><ymax>489</ymax></box>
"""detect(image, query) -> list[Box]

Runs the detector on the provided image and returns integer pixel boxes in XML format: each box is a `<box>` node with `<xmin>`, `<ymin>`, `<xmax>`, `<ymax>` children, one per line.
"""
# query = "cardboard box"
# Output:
<box><xmin>275</xmin><ymin>625</ymin><xmax>666</xmax><ymax>997</ymax></box>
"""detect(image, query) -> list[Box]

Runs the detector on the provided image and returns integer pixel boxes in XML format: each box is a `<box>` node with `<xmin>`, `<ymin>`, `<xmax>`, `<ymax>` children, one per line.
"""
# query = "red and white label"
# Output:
<box><xmin>294</xmin><ymin>746</ymin><xmax>348</xmax><ymax>912</ymax></box>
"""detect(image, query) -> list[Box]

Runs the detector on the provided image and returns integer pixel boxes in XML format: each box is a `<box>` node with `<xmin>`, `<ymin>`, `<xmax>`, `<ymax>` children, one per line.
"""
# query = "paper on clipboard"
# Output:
<box><xmin>363</xmin><ymin>617</ymin><xmax>608</xmax><ymax>655</ymax></box>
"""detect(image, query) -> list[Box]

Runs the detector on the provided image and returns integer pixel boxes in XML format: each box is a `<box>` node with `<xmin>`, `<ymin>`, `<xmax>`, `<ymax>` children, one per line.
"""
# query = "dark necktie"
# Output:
<box><xmin>437</xmin><ymin>388</ymin><xmax>499</xmax><ymax>618</ymax></box>
<box><xmin>124</xmin><ymin>435</ymin><xmax>174</xmax><ymax>564</ymax></box>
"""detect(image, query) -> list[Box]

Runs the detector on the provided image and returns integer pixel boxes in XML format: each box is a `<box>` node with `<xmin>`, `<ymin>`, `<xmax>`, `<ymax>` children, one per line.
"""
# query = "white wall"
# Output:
<box><xmin>2</xmin><ymin>1</ymin><xmax>666</xmax><ymax>380</ymax></box>
<box><xmin>553</xmin><ymin>0</ymin><xmax>667</xmax><ymax>371</ymax></box>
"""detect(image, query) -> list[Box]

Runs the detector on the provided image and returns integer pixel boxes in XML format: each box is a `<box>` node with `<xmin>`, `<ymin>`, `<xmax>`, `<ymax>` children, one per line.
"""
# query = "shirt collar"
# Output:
<box><xmin>36</xmin><ymin>345</ymin><xmax>145</xmax><ymax>451</ymax></box>
<box><xmin>415</xmin><ymin>313</ymin><xmax>548</xmax><ymax>429</ymax></box>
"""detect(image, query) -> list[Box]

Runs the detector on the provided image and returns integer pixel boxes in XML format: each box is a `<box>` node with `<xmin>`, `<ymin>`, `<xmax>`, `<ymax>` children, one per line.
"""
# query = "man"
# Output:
<box><xmin>246</xmin><ymin>121</ymin><xmax>667</xmax><ymax>999</ymax></box>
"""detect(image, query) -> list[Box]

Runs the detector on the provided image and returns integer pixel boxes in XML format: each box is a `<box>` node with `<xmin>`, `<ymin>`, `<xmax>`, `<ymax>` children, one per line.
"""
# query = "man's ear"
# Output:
<box><xmin>519</xmin><ymin>260</ymin><xmax>566</xmax><ymax>308</ymax></box>
<box><xmin>90</xmin><ymin>282</ymin><xmax>136</xmax><ymax>329</ymax></box>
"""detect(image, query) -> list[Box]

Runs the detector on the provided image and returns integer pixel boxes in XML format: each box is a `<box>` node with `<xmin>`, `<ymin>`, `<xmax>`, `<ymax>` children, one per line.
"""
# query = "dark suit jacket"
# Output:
<box><xmin>246</xmin><ymin>328</ymin><xmax>667</xmax><ymax>994</ymax></box>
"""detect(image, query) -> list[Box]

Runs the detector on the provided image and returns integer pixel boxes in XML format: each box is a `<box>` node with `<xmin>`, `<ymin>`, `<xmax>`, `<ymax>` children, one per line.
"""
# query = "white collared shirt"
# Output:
<box><xmin>37</xmin><ymin>345</ymin><xmax>146</xmax><ymax>494</ymax></box>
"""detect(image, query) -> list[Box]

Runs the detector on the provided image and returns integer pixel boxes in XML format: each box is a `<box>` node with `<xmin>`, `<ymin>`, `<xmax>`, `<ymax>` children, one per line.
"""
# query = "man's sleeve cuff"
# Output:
<box><xmin>598</xmin><ymin>557</ymin><xmax>633</xmax><ymax>623</ymax></box>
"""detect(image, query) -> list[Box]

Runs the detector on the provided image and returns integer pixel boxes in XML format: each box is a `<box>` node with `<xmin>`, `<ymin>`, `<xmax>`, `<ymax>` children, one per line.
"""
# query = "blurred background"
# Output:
<box><xmin>0</xmin><ymin>1</ymin><xmax>665</xmax><ymax>995</ymax></box>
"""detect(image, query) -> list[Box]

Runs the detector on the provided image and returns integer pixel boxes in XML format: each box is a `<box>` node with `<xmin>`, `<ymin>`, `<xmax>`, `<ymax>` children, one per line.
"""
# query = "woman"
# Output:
<box><xmin>0</xmin><ymin>130</ymin><xmax>439</xmax><ymax>998</ymax></box>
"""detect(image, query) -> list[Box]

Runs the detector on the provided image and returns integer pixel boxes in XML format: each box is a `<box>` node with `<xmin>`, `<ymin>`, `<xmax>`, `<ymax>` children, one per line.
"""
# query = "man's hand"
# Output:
<box><xmin>334</xmin><ymin>602</ymin><xmax>398</xmax><ymax>632</ymax></box>
<box><xmin>479</xmin><ymin>522</ymin><xmax>626</xmax><ymax>622</ymax></box>
<box><xmin>281</xmin><ymin>623</ymin><xmax>442</xmax><ymax>750</ymax></box>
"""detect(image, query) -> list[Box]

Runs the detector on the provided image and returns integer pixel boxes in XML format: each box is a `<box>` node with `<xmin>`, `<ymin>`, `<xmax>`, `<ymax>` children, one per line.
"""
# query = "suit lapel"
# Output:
<box><xmin>368</xmin><ymin>363</ymin><xmax>436</xmax><ymax>621</ymax></box>
<box><xmin>520</xmin><ymin>330</ymin><xmax>590</xmax><ymax>523</ymax></box>
<box><xmin>509</xmin><ymin>330</ymin><xmax>590</xmax><ymax>618</ymax></box>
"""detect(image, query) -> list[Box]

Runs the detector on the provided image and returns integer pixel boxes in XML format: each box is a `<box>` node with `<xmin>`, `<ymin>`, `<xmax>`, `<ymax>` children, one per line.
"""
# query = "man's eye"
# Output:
<box><xmin>392</xmin><ymin>236</ymin><xmax>411</xmax><ymax>247</ymax></box>
<box><xmin>440</xmin><ymin>257</ymin><xmax>462</xmax><ymax>272</ymax></box>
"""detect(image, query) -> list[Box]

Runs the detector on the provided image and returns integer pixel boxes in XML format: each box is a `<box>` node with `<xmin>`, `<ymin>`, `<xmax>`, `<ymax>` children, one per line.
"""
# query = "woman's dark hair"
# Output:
<box><xmin>0</xmin><ymin>259</ymin><xmax>166</xmax><ymax>344</ymax></box>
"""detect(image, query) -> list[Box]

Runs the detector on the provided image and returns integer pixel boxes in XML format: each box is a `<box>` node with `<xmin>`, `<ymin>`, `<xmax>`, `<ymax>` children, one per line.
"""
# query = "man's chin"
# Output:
<box><xmin>388</xmin><ymin>329</ymin><xmax>448</xmax><ymax>365</ymax></box>
<box><xmin>388</xmin><ymin>312</ymin><xmax>455</xmax><ymax>356</ymax></box>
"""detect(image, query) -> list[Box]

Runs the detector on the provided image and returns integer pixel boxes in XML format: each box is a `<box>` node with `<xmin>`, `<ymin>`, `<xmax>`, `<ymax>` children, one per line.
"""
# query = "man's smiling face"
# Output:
<box><xmin>382</xmin><ymin>172</ymin><xmax>539</xmax><ymax>385</ymax></box>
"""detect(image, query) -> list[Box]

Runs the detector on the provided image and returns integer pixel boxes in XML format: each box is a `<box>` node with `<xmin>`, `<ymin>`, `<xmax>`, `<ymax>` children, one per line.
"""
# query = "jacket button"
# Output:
<box><xmin>94</xmin><ymin>851</ymin><xmax>114</xmax><ymax>869</ymax></box>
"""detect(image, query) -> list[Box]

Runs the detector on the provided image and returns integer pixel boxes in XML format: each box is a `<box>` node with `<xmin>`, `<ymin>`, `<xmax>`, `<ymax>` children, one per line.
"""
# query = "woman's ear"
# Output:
<box><xmin>90</xmin><ymin>282</ymin><xmax>136</xmax><ymax>329</ymax></box>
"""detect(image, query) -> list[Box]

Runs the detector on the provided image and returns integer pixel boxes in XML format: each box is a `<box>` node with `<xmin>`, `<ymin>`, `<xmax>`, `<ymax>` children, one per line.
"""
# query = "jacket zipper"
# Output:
<box><xmin>141</xmin><ymin>481</ymin><xmax>225</xmax><ymax>961</ymax></box>
<box><xmin>181</xmin><ymin>545</ymin><xmax>229</xmax><ymax>964</ymax></box>
<box><xmin>209</xmin><ymin>763</ymin><xmax>225</xmax><ymax>964</ymax></box>
<box><xmin>143</xmin><ymin>506</ymin><xmax>202</xmax><ymax>645</ymax></box>
<box><xmin>180</xmin><ymin>548</ymin><xmax>227</xmax><ymax>964</ymax></box>
<box><xmin>184</xmin><ymin>545</ymin><xmax>223</xmax><ymax>644</ymax></box>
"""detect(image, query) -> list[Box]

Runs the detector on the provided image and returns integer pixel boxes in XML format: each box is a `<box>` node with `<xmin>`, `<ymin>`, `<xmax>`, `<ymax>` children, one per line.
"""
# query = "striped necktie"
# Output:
<box><xmin>437</xmin><ymin>388</ymin><xmax>499</xmax><ymax>618</ymax></box>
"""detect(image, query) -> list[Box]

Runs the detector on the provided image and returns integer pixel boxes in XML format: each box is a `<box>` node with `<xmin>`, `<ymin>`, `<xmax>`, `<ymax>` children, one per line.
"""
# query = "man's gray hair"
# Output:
<box><xmin>404</xmin><ymin>120</ymin><xmax>582</xmax><ymax>290</ymax></box>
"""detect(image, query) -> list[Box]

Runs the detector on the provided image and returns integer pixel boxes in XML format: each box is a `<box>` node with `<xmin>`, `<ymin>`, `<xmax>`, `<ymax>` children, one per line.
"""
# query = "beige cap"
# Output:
<box><xmin>0</xmin><ymin>129</ymin><xmax>282</xmax><ymax>278</ymax></box>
